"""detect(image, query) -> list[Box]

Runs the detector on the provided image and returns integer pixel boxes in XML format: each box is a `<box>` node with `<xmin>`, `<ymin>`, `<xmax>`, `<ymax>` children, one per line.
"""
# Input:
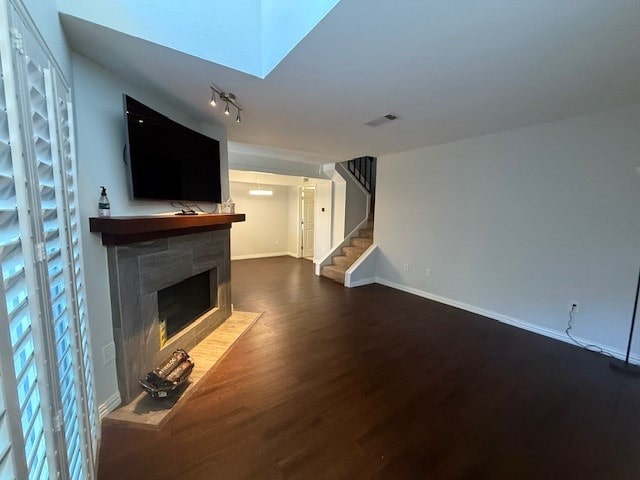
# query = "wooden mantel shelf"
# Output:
<box><xmin>89</xmin><ymin>213</ymin><xmax>245</xmax><ymax>245</ymax></box>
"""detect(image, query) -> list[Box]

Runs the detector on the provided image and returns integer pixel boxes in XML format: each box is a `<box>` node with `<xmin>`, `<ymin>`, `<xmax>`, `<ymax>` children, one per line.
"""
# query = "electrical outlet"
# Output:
<box><xmin>275</xmin><ymin>240</ymin><xmax>280</xmax><ymax>247</ymax></box>
<box><xmin>103</xmin><ymin>342</ymin><xmax>116</xmax><ymax>365</ymax></box>
<box><xmin>569</xmin><ymin>302</ymin><xmax>579</xmax><ymax>313</ymax></box>
<box><xmin>425</xmin><ymin>268</ymin><xmax>431</xmax><ymax>277</ymax></box>
<box><xmin>401</xmin><ymin>263</ymin><xmax>409</xmax><ymax>272</ymax></box>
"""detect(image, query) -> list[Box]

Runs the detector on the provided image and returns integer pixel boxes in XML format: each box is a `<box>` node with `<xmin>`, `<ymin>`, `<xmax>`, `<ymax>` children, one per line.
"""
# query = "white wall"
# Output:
<box><xmin>288</xmin><ymin>187</ymin><xmax>300</xmax><ymax>257</ymax></box>
<box><xmin>72</xmin><ymin>53</ymin><xmax>227</xmax><ymax>413</ymax></box>
<box><xmin>314</xmin><ymin>181</ymin><xmax>333</xmax><ymax>262</ymax></box>
<box><xmin>331</xmin><ymin>170</ymin><xmax>346</xmax><ymax>246</ymax></box>
<box><xmin>23</xmin><ymin>0</ymin><xmax>72</xmax><ymax>78</ymax></box>
<box><xmin>59</xmin><ymin>0</ymin><xmax>262</xmax><ymax>76</ymax></box>
<box><xmin>230</xmin><ymin>182</ymin><xmax>291</xmax><ymax>259</ymax></box>
<box><xmin>347</xmin><ymin>246</ymin><xmax>378</xmax><ymax>287</ymax></box>
<box><xmin>375</xmin><ymin>104</ymin><xmax>640</xmax><ymax>357</ymax></box>
<box><xmin>230</xmin><ymin>179</ymin><xmax>334</xmax><ymax>261</ymax></box>
<box><xmin>228</xmin><ymin>152</ymin><xmax>327</xmax><ymax>178</ymax></box>
<box><xmin>336</xmin><ymin>162</ymin><xmax>369</xmax><ymax>234</ymax></box>
<box><xmin>58</xmin><ymin>0</ymin><xmax>339</xmax><ymax>78</ymax></box>
<box><xmin>261</xmin><ymin>0</ymin><xmax>340</xmax><ymax>75</ymax></box>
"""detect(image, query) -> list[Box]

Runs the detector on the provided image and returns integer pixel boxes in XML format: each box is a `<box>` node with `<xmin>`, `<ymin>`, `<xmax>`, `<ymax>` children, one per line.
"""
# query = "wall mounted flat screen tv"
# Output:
<box><xmin>123</xmin><ymin>94</ymin><xmax>222</xmax><ymax>203</ymax></box>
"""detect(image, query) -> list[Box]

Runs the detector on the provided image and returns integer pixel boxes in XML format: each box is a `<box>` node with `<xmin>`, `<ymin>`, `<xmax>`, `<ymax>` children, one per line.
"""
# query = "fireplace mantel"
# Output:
<box><xmin>90</xmin><ymin>213</ymin><xmax>245</xmax><ymax>245</ymax></box>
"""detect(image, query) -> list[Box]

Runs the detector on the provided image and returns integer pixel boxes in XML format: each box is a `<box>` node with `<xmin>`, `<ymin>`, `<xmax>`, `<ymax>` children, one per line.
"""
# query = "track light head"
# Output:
<box><xmin>209</xmin><ymin>84</ymin><xmax>243</xmax><ymax>123</ymax></box>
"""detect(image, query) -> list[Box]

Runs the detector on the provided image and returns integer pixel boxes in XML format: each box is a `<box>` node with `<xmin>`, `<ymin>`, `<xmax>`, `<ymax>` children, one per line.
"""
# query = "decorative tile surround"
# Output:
<box><xmin>106</xmin><ymin>230</ymin><xmax>231</xmax><ymax>404</ymax></box>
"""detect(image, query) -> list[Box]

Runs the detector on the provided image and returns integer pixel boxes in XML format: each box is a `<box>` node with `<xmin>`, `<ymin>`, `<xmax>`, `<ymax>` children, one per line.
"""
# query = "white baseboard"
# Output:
<box><xmin>98</xmin><ymin>392</ymin><xmax>121</xmax><ymax>420</ymax></box>
<box><xmin>231</xmin><ymin>252</ymin><xmax>291</xmax><ymax>260</ymax></box>
<box><xmin>348</xmin><ymin>277</ymin><xmax>376</xmax><ymax>287</ymax></box>
<box><xmin>375</xmin><ymin>276</ymin><xmax>640</xmax><ymax>363</ymax></box>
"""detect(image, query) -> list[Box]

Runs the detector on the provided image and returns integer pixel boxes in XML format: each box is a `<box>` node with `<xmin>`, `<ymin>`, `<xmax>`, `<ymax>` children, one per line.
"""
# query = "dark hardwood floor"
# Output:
<box><xmin>97</xmin><ymin>256</ymin><xmax>640</xmax><ymax>479</ymax></box>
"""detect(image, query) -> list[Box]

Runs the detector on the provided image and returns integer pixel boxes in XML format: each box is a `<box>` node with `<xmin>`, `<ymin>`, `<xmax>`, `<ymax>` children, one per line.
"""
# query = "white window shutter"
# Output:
<box><xmin>0</xmin><ymin>1</ymin><xmax>98</xmax><ymax>478</ymax></box>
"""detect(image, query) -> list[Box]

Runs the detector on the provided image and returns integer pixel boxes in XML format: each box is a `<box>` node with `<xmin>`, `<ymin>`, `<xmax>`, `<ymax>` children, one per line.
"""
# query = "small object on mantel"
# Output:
<box><xmin>139</xmin><ymin>349</ymin><xmax>194</xmax><ymax>399</ymax></box>
<box><xmin>98</xmin><ymin>186</ymin><xmax>110</xmax><ymax>217</ymax></box>
<box><xmin>221</xmin><ymin>197</ymin><xmax>235</xmax><ymax>214</ymax></box>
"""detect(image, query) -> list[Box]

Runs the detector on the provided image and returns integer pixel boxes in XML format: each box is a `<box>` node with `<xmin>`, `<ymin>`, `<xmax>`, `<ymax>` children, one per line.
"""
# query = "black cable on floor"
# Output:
<box><xmin>565</xmin><ymin>310</ymin><xmax>614</xmax><ymax>358</ymax></box>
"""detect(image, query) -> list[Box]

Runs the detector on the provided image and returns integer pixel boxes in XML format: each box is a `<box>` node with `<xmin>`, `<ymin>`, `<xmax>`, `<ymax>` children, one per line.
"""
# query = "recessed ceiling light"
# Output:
<box><xmin>249</xmin><ymin>189</ymin><xmax>273</xmax><ymax>196</ymax></box>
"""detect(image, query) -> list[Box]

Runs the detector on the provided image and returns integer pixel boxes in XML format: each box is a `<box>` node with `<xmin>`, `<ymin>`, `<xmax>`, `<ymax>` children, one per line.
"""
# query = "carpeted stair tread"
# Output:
<box><xmin>332</xmin><ymin>255</ymin><xmax>355</xmax><ymax>268</ymax></box>
<box><xmin>321</xmin><ymin>216</ymin><xmax>375</xmax><ymax>286</ymax></box>
<box><xmin>358</xmin><ymin>228</ymin><xmax>374</xmax><ymax>238</ymax></box>
<box><xmin>342</xmin><ymin>245</ymin><xmax>365</xmax><ymax>258</ymax></box>
<box><xmin>351</xmin><ymin>237</ymin><xmax>372</xmax><ymax>249</ymax></box>
<box><xmin>321</xmin><ymin>265</ymin><xmax>346</xmax><ymax>284</ymax></box>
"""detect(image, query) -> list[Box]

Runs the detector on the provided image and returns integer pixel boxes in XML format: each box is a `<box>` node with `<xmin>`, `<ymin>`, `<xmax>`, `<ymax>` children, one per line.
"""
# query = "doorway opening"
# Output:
<box><xmin>300</xmin><ymin>185</ymin><xmax>316</xmax><ymax>259</ymax></box>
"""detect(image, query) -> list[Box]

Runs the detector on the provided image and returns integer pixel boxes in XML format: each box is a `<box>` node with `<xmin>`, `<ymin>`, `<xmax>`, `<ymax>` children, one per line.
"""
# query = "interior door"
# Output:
<box><xmin>301</xmin><ymin>186</ymin><xmax>315</xmax><ymax>258</ymax></box>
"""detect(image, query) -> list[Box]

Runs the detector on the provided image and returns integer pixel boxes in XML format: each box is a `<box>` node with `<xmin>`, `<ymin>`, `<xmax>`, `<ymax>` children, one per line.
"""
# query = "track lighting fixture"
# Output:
<box><xmin>209</xmin><ymin>83</ymin><xmax>243</xmax><ymax>123</ymax></box>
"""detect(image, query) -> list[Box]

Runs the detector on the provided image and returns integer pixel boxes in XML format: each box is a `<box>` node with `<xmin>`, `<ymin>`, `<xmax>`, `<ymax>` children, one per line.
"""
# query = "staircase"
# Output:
<box><xmin>321</xmin><ymin>216</ymin><xmax>374</xmax><ymax>284</ymax></box>
<box><xmin>319</xmin><ymin>156</ymin><xmax>376</xmax><ymax>285</ymax></box>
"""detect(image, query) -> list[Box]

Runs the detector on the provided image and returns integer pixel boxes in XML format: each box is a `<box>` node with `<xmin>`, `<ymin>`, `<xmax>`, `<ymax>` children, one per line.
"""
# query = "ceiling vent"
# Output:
<box><xmin>364</xmin><ymin>113</ymin><xmax>398</xmax><ymax>127</ymax></box>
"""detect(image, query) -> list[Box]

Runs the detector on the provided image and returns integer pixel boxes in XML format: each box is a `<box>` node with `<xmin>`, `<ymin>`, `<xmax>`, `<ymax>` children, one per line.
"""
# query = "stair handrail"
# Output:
<box><xmin>347</xmin><ymin>156</ymin><xmax>376</xmax><ymax>214</ymax></box>
<box><xmin>347</xmin><ymin>156</ymin><xmax>374</xmax><ymax>192</ymax></box>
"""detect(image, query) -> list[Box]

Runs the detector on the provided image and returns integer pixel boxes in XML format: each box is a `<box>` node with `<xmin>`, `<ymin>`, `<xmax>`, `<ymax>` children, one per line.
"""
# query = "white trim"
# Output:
<box><xmin>374</xmin><ymin>277</ymin><xmax>640</xmax><ymax>363</ymax></box>
<box><xmin>349</xmin><ymin>277</ymin><xmax>377</xmax><ymax>287</ymax></box>
<box><xmin>345</xmin><ymin>244</ymin><xmax>377</xmax><ymax>287</ymax></box>
<box><xmin>98</xmin><ymin>392</ymin><xmax>121</xmax><ymax>420</ymax></box>
<box><xmin>231</xmin><ymin>252</ymin><xmax>293</xmax><ymax>260</ymax></box>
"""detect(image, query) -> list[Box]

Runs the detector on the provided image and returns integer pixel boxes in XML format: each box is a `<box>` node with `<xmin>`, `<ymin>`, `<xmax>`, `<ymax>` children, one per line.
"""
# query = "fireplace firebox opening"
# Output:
<box><xmin>158</xmin><ymin>269</ymin><xmax>218</xmax><ymax>342</ymax></box>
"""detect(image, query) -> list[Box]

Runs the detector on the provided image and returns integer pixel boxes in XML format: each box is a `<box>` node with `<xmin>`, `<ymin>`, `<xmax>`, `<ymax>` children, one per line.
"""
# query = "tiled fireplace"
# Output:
<box><xmin>106</xmin><ymin>230</ymin><xmax>231</xmax><ymax>404</ymax></box>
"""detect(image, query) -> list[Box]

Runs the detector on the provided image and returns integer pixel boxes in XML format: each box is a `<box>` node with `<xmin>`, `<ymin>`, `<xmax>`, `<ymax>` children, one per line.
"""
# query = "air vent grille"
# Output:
<box><xmin>364</xmin><ymin>113</ymin><xmax>398</xmax><ymax>127</ymax></box>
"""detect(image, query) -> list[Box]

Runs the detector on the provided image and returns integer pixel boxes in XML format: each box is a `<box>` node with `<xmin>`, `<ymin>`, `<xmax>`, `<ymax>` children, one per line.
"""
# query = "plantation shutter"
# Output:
<box><xmin>0</xmin><ymin>372</ymin><xmax>17</xmax><ymax>479</ymax></box>
<box><xmin>0</xmin><ymin>11</ymin><xmax>53</xmax><ymax>478</ymax></box>
<box><xmin>0</xmin><ymin>41</ymin><xmax>18</xmax><ymax>480</ymax></box>
<box><xmin>0</xmin><ymin>1</ymin><xmax>98</xmax><ymax>478</ymax></box>
<box><xmin>32</xmin><ymin>59</ymin><xmax>88</xmax><ymax>479</ymax></box>
<box><xmin>53</xmin><ymin>72</ymin><xmax>99</xmax><ymax>458</ymax></box>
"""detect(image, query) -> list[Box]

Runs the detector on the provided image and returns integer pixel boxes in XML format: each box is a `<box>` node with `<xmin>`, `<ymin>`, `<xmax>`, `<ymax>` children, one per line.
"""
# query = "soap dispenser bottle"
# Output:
<box><xmin>98</xmin><ymin>186</ymin><xmax>111</xmax><ymax>217</ymax></box>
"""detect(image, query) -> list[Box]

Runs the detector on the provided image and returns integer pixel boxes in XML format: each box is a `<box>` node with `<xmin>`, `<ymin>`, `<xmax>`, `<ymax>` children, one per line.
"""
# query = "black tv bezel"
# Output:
<box><xmin>123</xmin><ymin>94</ymin><xmax>222</xmax><ymax>204</ymax></box>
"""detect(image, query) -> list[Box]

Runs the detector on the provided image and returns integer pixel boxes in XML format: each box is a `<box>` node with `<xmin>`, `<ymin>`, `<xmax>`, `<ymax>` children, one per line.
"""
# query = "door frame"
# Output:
<box><xmin>298</xmin><ymin>185</ymin><xmax>316</xmax><ymax>259</ymax></box>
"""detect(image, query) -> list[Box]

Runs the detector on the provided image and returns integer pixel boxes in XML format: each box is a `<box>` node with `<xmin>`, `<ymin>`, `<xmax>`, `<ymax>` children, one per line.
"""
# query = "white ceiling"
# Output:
<box><xmin>60</xmin><ymin>0</ymin><xmax>640</xmax><ymax>162</ymax></box>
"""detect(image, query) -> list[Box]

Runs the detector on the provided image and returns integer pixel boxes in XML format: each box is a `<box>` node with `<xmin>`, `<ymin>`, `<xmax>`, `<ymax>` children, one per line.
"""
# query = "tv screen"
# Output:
<box><xmin>123</xmin><ymin>95</ymin><xmax>222</xmax><ymax>203</ymax></box>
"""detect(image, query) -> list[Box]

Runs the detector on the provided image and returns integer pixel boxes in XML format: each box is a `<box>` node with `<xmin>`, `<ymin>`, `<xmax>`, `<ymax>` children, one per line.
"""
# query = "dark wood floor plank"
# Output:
<box><xmin>97</xmin><ymin>256</ymin><xmax>640</xmax><ymax>479</ymax></box>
